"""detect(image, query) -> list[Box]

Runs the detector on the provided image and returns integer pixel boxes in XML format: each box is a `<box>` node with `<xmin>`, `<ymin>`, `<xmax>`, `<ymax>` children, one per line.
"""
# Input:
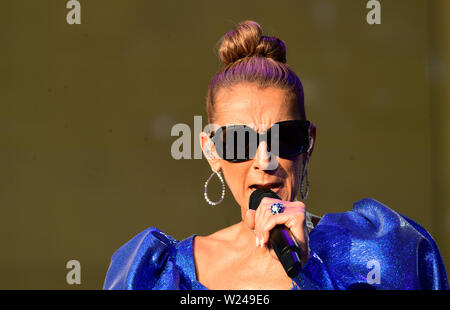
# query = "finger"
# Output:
<box><xmin>253</xmin><ymin>197</ymin><xmax>273</xmax><ymax>244</ymax></box>
<box><xmin>256</xmin><ymin>202</ymin><xmax>278</xmax><ymax>247</ymax></box>
<box><xmin>260</xmin><ymin>209</ymin><xmax>306</xmax><ymax>248</ymax></box>
<box><xmin>254</xmin><ymin>197</ymin><xmax>279</xmax><ymax>247</ymax></box>
<box><xmin>254</xmin><ymin>199</ymin><xmax>305</xmax><ymax>248</ymax></box>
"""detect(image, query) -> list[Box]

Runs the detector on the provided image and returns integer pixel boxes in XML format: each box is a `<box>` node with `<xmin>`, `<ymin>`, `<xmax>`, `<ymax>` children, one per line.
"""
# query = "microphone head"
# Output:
<box><xmin>249</xmin><ymin>188</ymin><xmax>281</xmax><ymax>211</ymax></box>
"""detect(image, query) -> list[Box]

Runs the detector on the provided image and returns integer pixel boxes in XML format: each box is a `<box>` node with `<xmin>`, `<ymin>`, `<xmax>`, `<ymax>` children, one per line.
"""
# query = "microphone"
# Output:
<box><xmin>249</xmin><ymin>188</ymin><xmax>302</xmax><ymax>278</ymax></box>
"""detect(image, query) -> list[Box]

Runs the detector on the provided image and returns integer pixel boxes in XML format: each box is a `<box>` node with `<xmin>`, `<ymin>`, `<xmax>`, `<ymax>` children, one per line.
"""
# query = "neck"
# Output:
<box><xmin>230</xmin><ymin>220</ymin><xmax>290</xmax><ymax>283</ymax></box>
<box><xmin>229</xmin><ymin>221</ymin><xmax>273</xmax><ymax>262</ymax></box>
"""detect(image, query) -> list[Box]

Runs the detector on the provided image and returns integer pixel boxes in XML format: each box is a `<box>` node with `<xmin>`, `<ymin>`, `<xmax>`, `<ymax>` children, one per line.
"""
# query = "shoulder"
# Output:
<box><xmin>296</xmin><ymin>198</ymin><xmax>449</xmax><ymax>290</ymax></box>
<box><xmin>103</xmin><ymin>227</ymin><xmax>182</xmax><ymax>290</ymax></box>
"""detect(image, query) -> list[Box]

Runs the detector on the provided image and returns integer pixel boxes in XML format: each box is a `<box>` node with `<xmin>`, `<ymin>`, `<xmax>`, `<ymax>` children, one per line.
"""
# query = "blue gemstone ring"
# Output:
<box><xmin>270</xmin><ymin>202</ymin><xmax>285</xmax><ymax>215</ymax></box>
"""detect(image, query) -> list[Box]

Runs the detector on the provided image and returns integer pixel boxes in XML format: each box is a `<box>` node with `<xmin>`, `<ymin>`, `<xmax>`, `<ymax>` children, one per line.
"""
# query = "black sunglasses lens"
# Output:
<box><xmin>214</xmin><ymin>126</ymin><xmax>256</xmax><ymax>162</ymax></box>
<box><xmin>212</xmin><ymin>120</ymin><xmax>310</xmax><ymax>162</ymax></box>
<box><xmin>277</xmin><ymin>120</ymin><xmax>310</xmax><ymax>158</ymax></box>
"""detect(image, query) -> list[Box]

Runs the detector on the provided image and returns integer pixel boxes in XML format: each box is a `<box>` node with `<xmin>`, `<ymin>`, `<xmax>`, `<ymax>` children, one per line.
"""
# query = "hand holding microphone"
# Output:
<box><xmin>246</xmin><ymin>188</ymin><xmax>310</xmax><ymax>278</ymax></box>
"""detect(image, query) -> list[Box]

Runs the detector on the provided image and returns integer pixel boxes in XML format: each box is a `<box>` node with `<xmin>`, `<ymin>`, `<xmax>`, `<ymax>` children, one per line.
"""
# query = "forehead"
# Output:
<box><xmin>213</xmin><ymin>83</ymin><xmax>301</xmax><ymax>130</ymax></box>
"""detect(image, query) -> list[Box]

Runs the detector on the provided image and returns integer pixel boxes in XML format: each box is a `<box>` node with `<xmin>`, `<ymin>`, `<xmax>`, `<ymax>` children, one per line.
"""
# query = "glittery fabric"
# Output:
<box><xmin>103</xmin><ymin>198</ymin><xmax>449</xmax><ymax>290</ymax></box>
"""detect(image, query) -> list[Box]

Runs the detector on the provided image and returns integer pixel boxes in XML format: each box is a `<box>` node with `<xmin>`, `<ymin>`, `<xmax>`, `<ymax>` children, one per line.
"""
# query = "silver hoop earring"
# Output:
<box><xmin>300</xmin><ymin>161</ymin><xmax>309</xmax><ymax>200</ymax></box>
<box><xmin>204</xmin><ymin>169</ymin><xmax>225</xmax><ymax>206</ymax></box>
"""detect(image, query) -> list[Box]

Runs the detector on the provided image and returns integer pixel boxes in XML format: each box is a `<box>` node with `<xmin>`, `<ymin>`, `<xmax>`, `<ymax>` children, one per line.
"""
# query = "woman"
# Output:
<box><xmin>103</xmin><ymin>20</ymin><xmax>449</xmax><ymax>290</ymax></box>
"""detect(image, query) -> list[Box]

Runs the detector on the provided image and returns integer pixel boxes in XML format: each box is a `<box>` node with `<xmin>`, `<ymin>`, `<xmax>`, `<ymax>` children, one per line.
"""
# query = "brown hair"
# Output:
<box><xmin>206</xmin><ymin>20</ymin><xmax>305</xmax><ymax>123</ymax></box>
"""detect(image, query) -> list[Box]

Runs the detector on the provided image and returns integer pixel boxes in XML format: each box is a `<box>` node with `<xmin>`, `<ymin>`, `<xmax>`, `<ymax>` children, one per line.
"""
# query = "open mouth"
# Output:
<box><xmin>249</xmin><ymin>182</ymin><xmax>283</xmax><ymax>194</ymax></box>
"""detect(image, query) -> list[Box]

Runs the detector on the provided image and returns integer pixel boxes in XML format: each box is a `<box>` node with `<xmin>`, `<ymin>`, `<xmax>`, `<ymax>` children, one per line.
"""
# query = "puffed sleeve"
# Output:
<box><xmin>103</xmin><ymin>227</ymin><xmax>179</xmax><ymax>290</ymax></box>
<box><xmin>293</xmin><ymin>198</ymin><xmax>449</xmax><ymax>290</ymax></box>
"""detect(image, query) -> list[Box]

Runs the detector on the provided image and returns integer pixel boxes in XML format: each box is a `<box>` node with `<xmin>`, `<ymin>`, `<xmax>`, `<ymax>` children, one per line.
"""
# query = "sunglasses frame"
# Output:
<box><xmin>209</xmin><ymin>119</ymin><xmax>311</xmax><ymax>163</ymax></box>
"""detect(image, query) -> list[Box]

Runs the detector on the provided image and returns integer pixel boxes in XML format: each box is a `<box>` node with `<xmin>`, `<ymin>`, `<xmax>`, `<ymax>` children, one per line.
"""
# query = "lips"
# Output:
<box><xmin>249</xmin><ymin>182</ymin><xmax>283</xmax><ymax>193</ymax></box>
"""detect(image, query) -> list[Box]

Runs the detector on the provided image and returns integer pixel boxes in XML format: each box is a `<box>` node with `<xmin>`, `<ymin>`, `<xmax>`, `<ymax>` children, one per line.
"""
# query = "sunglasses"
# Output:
<box><xmin>209</xmin><ymin>120</ymin><xmax>311</xmax><ymax>163</ymax></box>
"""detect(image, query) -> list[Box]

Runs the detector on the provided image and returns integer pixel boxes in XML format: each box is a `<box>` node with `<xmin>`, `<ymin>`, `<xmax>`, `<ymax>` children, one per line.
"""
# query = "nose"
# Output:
<box><xmin>252</xmin><ymin>140</ymin><xmax>279</xmax><ymax>170</ymax></box>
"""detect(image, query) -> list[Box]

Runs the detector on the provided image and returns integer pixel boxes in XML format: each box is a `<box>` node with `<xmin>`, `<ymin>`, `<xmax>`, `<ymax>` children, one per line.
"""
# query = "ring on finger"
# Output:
<box><xmin>270</xmin><ymin>202</ymin><xmax>285</xmax><ymax>215</ymax></box>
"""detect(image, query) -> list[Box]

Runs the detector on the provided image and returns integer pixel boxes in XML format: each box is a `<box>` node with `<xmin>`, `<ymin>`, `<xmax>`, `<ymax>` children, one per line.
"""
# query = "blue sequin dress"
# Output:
<box><xmin>103</xmin><ymin>198</ymin><xmax>449</xmax><ymax>290</ymax></box>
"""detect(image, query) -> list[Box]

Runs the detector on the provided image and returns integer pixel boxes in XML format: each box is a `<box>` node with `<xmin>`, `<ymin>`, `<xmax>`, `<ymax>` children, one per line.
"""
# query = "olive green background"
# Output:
<box><xmin>0</xmin><ymin>0</ymin><xmax>449</xmax><ymax>289</ymax></box>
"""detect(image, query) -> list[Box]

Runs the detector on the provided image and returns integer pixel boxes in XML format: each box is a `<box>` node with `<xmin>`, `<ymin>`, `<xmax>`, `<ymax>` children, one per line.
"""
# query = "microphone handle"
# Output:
<box><xmin>249</xmin><ymin>188</ymin><xmax>302</xmax><ymax>278</ymax></box>
<box><xmin>270</xmin><ymin>225</ymin><xmax>302</xmax><ymax>278</ymax></box>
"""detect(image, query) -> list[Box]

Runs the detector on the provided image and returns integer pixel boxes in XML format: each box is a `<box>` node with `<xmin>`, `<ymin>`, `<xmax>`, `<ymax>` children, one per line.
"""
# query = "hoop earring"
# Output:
<box><xmin>300</xmin><ymin>160</ymin><xmax>309</xmax><ymax>200</ymax></box>
<box><xmin>204</xmin><ymin>169</ymin><xmax>225</xmax><ymax>206</ymax></box>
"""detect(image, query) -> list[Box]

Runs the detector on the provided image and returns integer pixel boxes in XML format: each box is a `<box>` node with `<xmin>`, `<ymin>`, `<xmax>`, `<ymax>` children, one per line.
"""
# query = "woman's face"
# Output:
<box><xmin>201</xmin><ymin>83</ymin><xmax>316</xmax><ymax>217</ymax></box>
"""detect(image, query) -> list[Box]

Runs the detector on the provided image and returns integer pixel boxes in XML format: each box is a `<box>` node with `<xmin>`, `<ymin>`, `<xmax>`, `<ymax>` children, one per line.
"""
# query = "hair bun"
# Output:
<box><xmin>218</xmin><ymin>20</ymin><xmax>287</xmax><ymax>66</ymax></box>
